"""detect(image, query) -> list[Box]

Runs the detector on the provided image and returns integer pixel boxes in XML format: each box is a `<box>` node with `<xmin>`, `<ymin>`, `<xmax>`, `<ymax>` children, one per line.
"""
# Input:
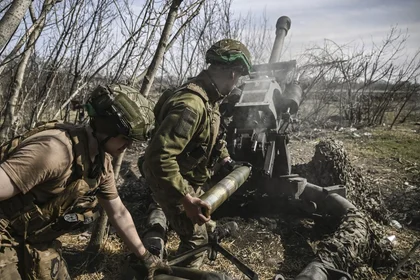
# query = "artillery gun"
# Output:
<box><xmin>219</xmin><ymin>16</ymin><xmax>348</xmax><ymax>214</ymax></box>
<box><xmin>214</xmin><ymin>16</ymin><xmax>367</xmax><ymax>280</ymax></box>
<box><xmin>135</xmin><ymin>16</ymin><xmax>369</xmax><ymax>280</ymax></box>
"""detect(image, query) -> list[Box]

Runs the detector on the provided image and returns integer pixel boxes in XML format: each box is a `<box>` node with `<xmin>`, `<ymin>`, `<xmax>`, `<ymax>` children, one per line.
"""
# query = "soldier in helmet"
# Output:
<box><xmin>142</xmin><ymin>39</ymin><xmax>252</xmax><ymax>268</ymax></box>
<box><xmin>0</xmin><ymin>84</ymin><xmax>170</xmax><ymax>279</ymax></box>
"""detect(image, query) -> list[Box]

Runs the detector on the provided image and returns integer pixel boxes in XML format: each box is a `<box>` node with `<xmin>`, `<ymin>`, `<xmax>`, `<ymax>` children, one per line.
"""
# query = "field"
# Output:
<box><xmin>60</xmin><ymin>123</ymin><xmax>420</xmax><ymax>280</ymax></box>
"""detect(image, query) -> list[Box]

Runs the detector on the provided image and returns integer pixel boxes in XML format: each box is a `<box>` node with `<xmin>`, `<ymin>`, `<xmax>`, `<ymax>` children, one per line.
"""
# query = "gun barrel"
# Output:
<box><xmin>200</xmin><ymin>166</ymin><xmax>251</xmax><ymax>216</ymax></box>
<box><xmin>269</xmin><ymin>16</ymin><xmax>291</xmax><ymax>64</ymax></box>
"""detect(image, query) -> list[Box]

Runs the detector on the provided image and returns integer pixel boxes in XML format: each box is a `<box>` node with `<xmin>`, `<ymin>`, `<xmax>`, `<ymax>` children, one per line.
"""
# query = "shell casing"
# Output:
<box><xmin>200</xmin><ymin>166</ymin><xmax>251</xmax><ymax>216</ymax></box>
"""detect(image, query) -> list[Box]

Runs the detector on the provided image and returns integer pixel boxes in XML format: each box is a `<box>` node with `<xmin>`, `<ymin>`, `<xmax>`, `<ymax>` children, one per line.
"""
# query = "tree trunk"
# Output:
<box><xmin>33</xmin><ymin>73</ymin><xmax>58</xmax><ymax>126</ymax></box>
<box><xmin>85</xmin><ymin>210</ymin><xmax>108</xmax><ymax>254</ymax></box>
<box><xmin>140</xmin><ymin>0</ymin><xmax>184</xmax><ymax>97</ymax></box>
<box><xmin>0</xmin><ymin>0</ymin><xmax>32</xmax><ymax>51</ymax></box>
<box><xmin>0</xmin><ymin>0</ymin><xmax>57</xmax><ymax>140</ymax></box>
<box><xmin>86</xmin><ymin>150</ymin><xmax>126</xmax><ymax>253</ymax></box>
<box><xmin>0</xmin><ymin>26</ymin><xmax>38</xmax><ymax>139</ymax></box>
<box><xmin>390</xmin><ymin>90</ymin><xmax>416</xmax><ymax>129</ymax></box>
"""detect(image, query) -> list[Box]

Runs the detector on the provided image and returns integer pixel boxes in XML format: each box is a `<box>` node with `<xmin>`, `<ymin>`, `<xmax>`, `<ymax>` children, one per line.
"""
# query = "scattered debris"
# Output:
<box><xmin>387</xmin><ymin>235</ymin><xmax>397</xmax><ymax>244</ymax></box>
<box><xmin>78</xmin><ymin>231</ymin><xmax>91</xmax><ymax>241</ymax></box>
<box><xmin>390</xmin><ymin>220</ymin><xmax>403</xmax><ymax>229</ymax></box>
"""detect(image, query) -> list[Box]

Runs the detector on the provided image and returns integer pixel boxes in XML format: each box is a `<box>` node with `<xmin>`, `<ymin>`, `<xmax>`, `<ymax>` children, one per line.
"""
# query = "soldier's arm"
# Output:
<box><xmin>99</xmin><ymin>197</ymin><xmax>172</xmax><ymax>275</ymax></box>
<box><xmin>98</xmin><ymin>196</ymin><xmax>147</xmax><ymax>257</ymax></box>
<box><xmin>0</xmin><ymin>167</ymin><xmax>20</xmax><ymax>201</ymax></box>
<box><xmin>144</xmin><ymin>93</ymin><xmax>203</xmax><ymax>200</ymax></box>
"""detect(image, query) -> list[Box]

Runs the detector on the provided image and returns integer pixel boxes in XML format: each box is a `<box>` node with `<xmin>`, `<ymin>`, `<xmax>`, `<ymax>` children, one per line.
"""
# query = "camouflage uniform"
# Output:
<box><xmin>143</xmin><ymin>39</ymin><xmax>252</xmax><ymax>268</ymax></box>
<box><xmin>143</xmin><ymin>70</ymin><xmax>230</xmax><ymax>268</ymax></box>
<box><xmin>143</xmin><ymin>39</ymin><xmax>252</xmax><ymax>269</ymax></box>
<box><xmin>0</xmin><ymin>85</ymin><xmax>154</xmax><ymax>279</ymax></box>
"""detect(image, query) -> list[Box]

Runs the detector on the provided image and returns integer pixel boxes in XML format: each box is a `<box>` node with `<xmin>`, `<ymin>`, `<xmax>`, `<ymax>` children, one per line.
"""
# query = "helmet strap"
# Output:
<box><xmin>88</xmin><ymin>131</ymin><xmax>109</xmax><ymax>179</ymax></box>
<box><xmin>204</xmin><ymin>70</ymin><xmax>225</xmax><ymax>100</ymax></box>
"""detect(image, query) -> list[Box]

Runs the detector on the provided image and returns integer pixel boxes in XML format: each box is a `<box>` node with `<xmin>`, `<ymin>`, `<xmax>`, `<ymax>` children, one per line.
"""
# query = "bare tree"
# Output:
<box><xmin>30</xmin><ymin>0</ymin><xmax>84</xmax><ymax>126</ymax></box>
<box><xmin>0</xmin><ymin>0</ymin><xmax>32</xmax><ymax>51</ymax></box>
<box><xmin>139</xmin><ymin>0</ymin><xmax>184</xmax><ymax>97</ymax></box>
<box><xmin>163</xmin><ymin>0</ymin><xmax>272</xmax><ymax>86</ymax></box>
<box><xmin>0</xmin><ymin>0</ymin><xmax>61</xmax><ymax>141</ymax></box>
<box><xmin>390</xmin><ymin>81</ymin><xmax>420</xmax><ymax>128</ymax></box>
<box><xmin>297</xmin><ymin>27</ymin><xmax>420</xmax><ymax>127</ymax></box>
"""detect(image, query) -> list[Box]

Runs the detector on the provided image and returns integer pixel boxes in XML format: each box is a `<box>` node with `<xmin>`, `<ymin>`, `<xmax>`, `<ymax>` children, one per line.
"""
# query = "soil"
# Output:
<box><xmin>62</xmin><ymin>125</ymin><xmax>420</xmax><ymax>280</ymax></box>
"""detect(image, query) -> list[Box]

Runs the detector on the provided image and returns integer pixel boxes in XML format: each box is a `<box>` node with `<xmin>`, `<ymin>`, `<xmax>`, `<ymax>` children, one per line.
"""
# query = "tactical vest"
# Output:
<box><xmin>153</xmin><ymin>82</ymin><xmax>222</xmax><ymax>172</ymax></box>
<box><xmin>0</xmin><ymin>121</ymin><xmax>101</xmax><ymax>244</ymax></box>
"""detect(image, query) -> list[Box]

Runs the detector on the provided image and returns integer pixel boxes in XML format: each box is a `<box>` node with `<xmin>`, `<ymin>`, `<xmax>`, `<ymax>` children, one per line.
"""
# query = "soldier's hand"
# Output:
<box><xmin>180</xmin><ymin>194</ymin><xmax>211</xmax><ymax>226</ymax></box>
<box><xmin>224</xmin><ymin>158</ymin><xmax>252</xmax><ymax>172</ymax></box>
<box><xmin>139</xmin><ymin>250</ymin><xmax>172</xmax><ymax>280</ymax></box>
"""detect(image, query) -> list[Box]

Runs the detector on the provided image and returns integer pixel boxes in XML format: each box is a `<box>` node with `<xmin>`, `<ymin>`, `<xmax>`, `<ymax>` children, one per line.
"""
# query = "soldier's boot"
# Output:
<box><xmin>142</xmin><ymin>203</ymin><xmax>168</xmax><ymax>259</ymax></box>
<box><xmin>211</xmin><ymin>221</ymin><xmax>239</xmax><ymax>241</ymax></box>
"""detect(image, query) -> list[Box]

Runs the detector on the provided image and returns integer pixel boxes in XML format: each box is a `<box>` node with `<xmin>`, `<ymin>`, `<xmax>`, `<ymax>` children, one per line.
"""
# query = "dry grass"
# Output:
<box><xmin>63</xmin><ymin>219</ymin><xmax>285</xmax><ymax>280</ymax></box>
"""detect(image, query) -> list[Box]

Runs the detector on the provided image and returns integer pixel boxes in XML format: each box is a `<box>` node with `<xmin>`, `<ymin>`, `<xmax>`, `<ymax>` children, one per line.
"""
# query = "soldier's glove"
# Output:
<box><xmin>224</xmin><ymin>158</ymin><xmax>252</xmax><ymax>172</ymax></box>
<box><xmin>128</xmin><ymin>250</ymin><xmax>172</xmax><ymax>280</ymax></box>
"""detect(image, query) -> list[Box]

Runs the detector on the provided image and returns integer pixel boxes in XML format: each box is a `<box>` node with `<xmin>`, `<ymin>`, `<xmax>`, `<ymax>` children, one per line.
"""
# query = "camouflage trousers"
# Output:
<box><xmin>148</xmin><ymin>183</ymin><xmax>214</xmax><ymax>269</ymax></box>
<box><xmin>0</xmin><ymin>232</ymin><xmax>70</xmax><ymax>280</ymax></box>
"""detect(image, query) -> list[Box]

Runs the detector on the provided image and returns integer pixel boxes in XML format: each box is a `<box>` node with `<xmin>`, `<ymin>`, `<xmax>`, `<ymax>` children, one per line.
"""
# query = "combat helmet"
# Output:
<box><xmin>206</xmin><ymin>39</ymin><xmax>252</xmax><ymax>76</ymax></box>
<box><xmin>85</xmin><ymin>84</ymin><xmax>154</xmax><ymax>142</ymax></box>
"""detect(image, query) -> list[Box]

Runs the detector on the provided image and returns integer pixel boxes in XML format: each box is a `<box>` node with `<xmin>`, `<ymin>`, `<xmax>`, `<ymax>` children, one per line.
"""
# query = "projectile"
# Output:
<box><xmin>200</xmin><ymin>166</ymin><xmax>251</xmax><ymax>216</ymax></box>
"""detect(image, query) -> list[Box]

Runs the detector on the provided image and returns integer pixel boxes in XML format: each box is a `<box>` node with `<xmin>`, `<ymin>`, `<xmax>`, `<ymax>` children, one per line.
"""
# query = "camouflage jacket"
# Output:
<box><xmin>144</xmin><ymin>71</ymin><xmax>229</xmax><ymax>200</ymax></box>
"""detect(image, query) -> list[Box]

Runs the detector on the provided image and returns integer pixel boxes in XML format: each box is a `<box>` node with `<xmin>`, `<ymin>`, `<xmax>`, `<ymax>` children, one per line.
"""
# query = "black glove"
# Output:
<box><xmin>224</xmin><ymin>158</ymin><xmax>252</xmax><ymax>172</ymax></box>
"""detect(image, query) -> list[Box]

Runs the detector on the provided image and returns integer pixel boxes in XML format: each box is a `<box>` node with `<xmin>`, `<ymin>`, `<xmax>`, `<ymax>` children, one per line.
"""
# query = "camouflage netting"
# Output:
<box><xmin>309</xmin><ymin>139</ymin><xmax>396</xmax><ymax>277</ymax></box>
<box><xmin>310</xmin><ymin>138</ymin><xmax>390</xmax><ymax>222</ymax></box>
<box><xmin>316</xmin><ymin>209</ymin><xmax>369</xmax><ymax>272</ymax></box>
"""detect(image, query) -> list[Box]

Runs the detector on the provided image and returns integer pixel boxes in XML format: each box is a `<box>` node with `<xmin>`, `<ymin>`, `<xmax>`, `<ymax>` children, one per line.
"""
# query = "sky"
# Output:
<box><xmin>231</xmin><ymin>0</ymin><xmax>420</xmax><ymax>61</ymax></box>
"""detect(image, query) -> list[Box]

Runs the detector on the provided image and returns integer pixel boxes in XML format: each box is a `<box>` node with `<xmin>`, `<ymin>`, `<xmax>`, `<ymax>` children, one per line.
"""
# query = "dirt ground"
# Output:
<box><xmin>62</xmin><ymin>124</ymin><xmax>420</xmax><ymax>280</ymax></box>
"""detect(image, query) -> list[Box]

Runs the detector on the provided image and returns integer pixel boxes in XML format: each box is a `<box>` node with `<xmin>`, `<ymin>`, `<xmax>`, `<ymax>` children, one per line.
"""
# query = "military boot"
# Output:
<box><xmin>142</xmin><ymin>203</ymin><xmax>168</xmax><ymax>259</ymax></box>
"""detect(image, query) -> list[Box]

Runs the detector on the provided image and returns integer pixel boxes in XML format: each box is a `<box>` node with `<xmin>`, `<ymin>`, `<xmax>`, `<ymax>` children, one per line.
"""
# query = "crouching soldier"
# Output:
<box><xmin>0</xmin><ymin>84</ymin><xmax>170</xmax><ymax>279</ymax></box>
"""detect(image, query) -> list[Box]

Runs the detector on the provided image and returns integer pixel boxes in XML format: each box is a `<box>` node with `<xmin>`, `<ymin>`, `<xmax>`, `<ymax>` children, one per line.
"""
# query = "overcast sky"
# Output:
<box><xmin>231</xmin><ymin>0</ymin><xmax>420</xmax><ymax>60</ymax></box>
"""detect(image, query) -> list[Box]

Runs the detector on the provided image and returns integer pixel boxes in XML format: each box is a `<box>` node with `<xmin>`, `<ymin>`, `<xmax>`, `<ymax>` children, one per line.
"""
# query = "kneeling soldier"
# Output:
<box><xmin>0</xmin><ymin>84</ymin><xmax>169</xmax><ymax>280</ymax></box>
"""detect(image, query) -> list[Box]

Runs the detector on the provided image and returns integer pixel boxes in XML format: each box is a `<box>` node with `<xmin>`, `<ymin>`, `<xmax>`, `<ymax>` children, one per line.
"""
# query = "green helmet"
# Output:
<box><xmin>205</xmin><ymin>39</ymin><xmax>252</xmax><ymax>75</ymax></box>
<box><xmin>85</xmin><ymin>84</ymin><xmax>154</xmax><ymax>141</ymax></box>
